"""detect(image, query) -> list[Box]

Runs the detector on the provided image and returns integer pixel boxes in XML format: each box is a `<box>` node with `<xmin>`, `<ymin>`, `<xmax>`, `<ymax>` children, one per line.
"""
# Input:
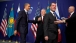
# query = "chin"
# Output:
<box><xmin>52</xmin><ymin>10</ymin><xmax>55</xmax><ymax>12</ymax></box>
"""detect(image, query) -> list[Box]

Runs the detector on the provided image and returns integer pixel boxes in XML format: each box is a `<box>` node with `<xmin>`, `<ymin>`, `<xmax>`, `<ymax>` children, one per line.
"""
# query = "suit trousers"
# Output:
<box><xmin>45</xmin><ymin>38</ymin><xmax>57</xmax><ymax>43</ymax></box>
<box><xmin>35</xmin><ymin>34</ymin><xmax>45</xmax><ymax>43</ymax></box>
<box><xmin>20</xmin><ymin>33</ymin><xmax>26</xmax><ymax>43</ymax></box>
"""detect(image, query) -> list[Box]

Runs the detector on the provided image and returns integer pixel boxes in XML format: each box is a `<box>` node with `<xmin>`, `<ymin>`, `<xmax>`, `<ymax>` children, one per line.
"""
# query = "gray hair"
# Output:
<box><xmin>41</xmin><ymin>8</ymin><xmax>46</xmax><ymax>11</ymax></box>
<box><xmin>69</xmin><ymin>6</ymin><xmax>75</xmax><ymax>9</ymax></box>
<box><xmin>69</xmin><ymin>6</ymin><xmax>75</xmax><ymax>11</ymax></box>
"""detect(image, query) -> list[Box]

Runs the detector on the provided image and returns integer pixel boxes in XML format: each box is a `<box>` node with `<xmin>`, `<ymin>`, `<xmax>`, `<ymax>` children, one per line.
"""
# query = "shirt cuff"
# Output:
<box><xmin>63</xmin><ymin>20</ymin><xmax>66</xmax><ymax>23</ymax></box>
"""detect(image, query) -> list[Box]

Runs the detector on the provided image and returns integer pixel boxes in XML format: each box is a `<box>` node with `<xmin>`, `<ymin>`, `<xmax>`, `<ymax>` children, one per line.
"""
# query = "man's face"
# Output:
<box><xmin>68</xmin><ymin>6</ymin><xmax>74</xmax><ymax>13</ymax></box>
<box><xmin>25</xmin><ymin>4</ymin><xmax>30</xmax><ymax>11</ymax></box>
<box><xmin>41</xmin><ymin>9</ymin><xmax>46</xmax><ymax>16</ymax></box>
<box><xmin>50</xmin><ymin>3</ymin><xmax>56</xmax><ymax>11</ymax></box>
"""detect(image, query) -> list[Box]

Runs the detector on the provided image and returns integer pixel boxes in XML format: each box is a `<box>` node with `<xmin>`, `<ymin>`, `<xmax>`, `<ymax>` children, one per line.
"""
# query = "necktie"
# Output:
<box><xmin>68</xmin><ymin>14</ymin><xmax>71</xmax><ymax>18</ymax></box>
<box><xmin>68</xmin><ymin>15</ymin><xmax>70</xmax><ymax>18</ymax></box>
<box><xmin>53</xmin><ymin>12</ymin><xmax>57</xmax><ymax>19</ymax></box>
<box><xmin>67</xmin><ymin>14</ymin><xmax>71</xmax><ymax>26</ymax></box>
<box><xmin>26</xmin><ymin>12</ymin><xmax>29</xmax><ymax>22</ymax></box>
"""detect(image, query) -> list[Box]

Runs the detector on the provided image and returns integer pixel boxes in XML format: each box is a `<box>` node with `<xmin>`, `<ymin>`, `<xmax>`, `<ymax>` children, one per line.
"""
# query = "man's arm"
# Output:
<box><xmin>43</xmin><ymin>14</ymin><xmax>49</xmax><ymax>37</ymax></box>
<box><xmin>54</xmin><ymin>13</ymin><xmax>76</xmax><ymax>24</ymax></box>
<box><xmin>28</xmin><ymin>20</ymin><xmax>36</xmax><ymax>23</ymax></box>
<box><xmin>66</xmin><ymin>15</ymin><xmax>76</xmax><ymax>22</ymax></box>
<box><xmin>14</xmin><ymin>11</ymin><xmax>22</xmax><ymax>35</ymax></box>
<box><xmin>43</xmin><ymin>14</ymin><xmax>49</xmax><ymax>41</ymax></box>
<box><xmin>59</xmin><ymin>15</ymin><xmax>76</xmax><ymax>23</ymax></box>
<box><xmin>34</xmin><ymin>16</ymin><xmax>42</xmax><ymax>23</ymax></box>
<box><xmin>15</xmin><ymin>11</ymin><xmax>22</xmax><ymax>30</ymax></box>
<box><xmin>57</xmin><ymin>24</ymin><xmax>61</xmax><ymax>34</ymax></box>
<box><xmin>28</xmin><ymin>16</ymin><xmax>41</xmax><ymax>23</ymax></box>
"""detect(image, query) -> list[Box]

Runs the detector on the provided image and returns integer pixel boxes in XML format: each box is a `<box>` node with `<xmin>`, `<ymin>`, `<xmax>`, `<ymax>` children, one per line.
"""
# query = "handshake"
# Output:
<box><xmin>54</xmin><ymin>17</ymin><xmax>68</xmax><ymax>24</ymax></box>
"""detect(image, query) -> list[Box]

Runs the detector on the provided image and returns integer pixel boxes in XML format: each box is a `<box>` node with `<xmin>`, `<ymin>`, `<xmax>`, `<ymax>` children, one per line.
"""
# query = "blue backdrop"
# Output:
<box><xmin>0</xmin><ymin>0</ymin><xmax>76</xmax><ymax>43</ymax></box>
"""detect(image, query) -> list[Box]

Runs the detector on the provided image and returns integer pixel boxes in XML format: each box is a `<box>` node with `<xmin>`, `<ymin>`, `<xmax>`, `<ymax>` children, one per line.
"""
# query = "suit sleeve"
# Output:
<box><xmin>34</xmin><ymin>16</ymin><xmax>41</xmax><ymax>24</ymax></box>
<box><xmin>35</xmin><ymin>16</ymin><xmax>39</xmax><ymax>21</ymax></box>
<box><xmin>15</xmin><ymin>11</ymin><xmax>22</xmax><ymax>30</ymax></box>
<box><xmin>57</xmin><ymin>24</ymin><xmax>59</xmax><ymax>29</ymax></box>
<box><xmin>28</xmin><ymin>20</ymin><xmax>36</xmax><ymax>23</ymax></box>
<box><xmin>28</xmin><ymin>16</ymin><xmax>40</xmax><ymax>23</ymax></box>
<box><xmin>43</xmin><ymin>14</ymin><xmax>49</xmax><ymax>36</ymax></box>
<box><xmin>66</xmin><ymin>14</ymin><xmax>76</xmax><ymax>23</ymax></box>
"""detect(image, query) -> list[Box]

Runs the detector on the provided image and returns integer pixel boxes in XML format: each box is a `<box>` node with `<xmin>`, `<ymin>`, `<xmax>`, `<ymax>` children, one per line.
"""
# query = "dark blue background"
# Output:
<box><xmin>0</xmin><ymin>0</ymin><xmax>76</xmax><ymax>43</ymax></box>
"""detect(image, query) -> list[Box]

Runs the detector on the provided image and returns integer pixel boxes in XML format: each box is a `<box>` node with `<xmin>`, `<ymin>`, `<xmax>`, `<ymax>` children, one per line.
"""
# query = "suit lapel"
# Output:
<box><xmin>23</xmin><ymin>10</ymin><xmax>28</xmax><ymax>21</ymax></box>
<box><xmin>70</xmin><ymin>12</ymin><xmax>75</xmax><ymax>18</ymax></box>
<box><xmin>23</xmin><ymin>10</ymin><xmax>27</xmax><ymax>17</ymax></box>
<box><xmin>38</xmin><ymin>15</ymin><xmax>43</xmax><ymax>22</ymax></box>
<box><xmin>50</xmin><ymin>12</ymin><xmax>56</xmax><ymax>19</ymax></box>
<box><xmin>23</xmin><ymin>10</ymin><xmax>27</xmax><ymax>15</ymax></box>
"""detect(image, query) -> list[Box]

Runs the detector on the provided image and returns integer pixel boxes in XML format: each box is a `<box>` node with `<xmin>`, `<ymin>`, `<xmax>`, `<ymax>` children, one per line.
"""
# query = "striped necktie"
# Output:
<box><xmin>68</xmin><ymin>14</ymin><xmax>71</xmax><ymax>18</ymax></box>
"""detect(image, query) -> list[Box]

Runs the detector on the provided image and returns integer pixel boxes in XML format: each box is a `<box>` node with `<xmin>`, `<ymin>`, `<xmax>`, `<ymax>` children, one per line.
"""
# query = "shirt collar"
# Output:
<box><xmin>71</xmin><ymin>11</ymin><xmax>74</xmax><ymax>15</ymax></box>
<box><xmin>50</xmin><ymin>10</ymin><xmax>54</xmax><ymax>14</ymax></box>
<box><xmin>41</xmin><ymin>16</ymin><xmax>43</xmax><ymax>17</ymax></box>
<box><xmin>24</xmin><ymin>9</ymin><xmax>28</xmax><ymax>13</ymax></box>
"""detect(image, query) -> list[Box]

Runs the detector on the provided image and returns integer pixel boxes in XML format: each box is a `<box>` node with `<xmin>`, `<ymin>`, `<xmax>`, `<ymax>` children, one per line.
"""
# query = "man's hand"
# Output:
<box><xmin>66</xmin><ymin>23</ymin><xmax>67</xmax><ymax>26</ymax></box>
<box><xmin>38</xmin><ymin>17</ymin><xmax>41</xmax><ymax>21</ymax></box>
<box><xmin>56</xmin><ymin>19</ymin><xmax>60</xmax><ymax>21</ymax></box>
<box><xmin>58</xmin><ymin>29</ymin><xmax>61</xmax><ymax>34</ymax></box>
<box><xmin>14</xmin><ymin>30</ymin><xmax>17</xmax><ymax>36</ymax></box>
<box><xmin>54</xmin><ymin>20</ymin><xmax>64</xmax><ymax>24</ymax></box>
<box><xmin>61</xmin><ymin>17</ymin><xmax>68</xmax><ymax>20</ymax></box>
<box><xmin>44</xmin><ymin>36</ymin><xmax>48</xmax><ymax>41</ymax></box>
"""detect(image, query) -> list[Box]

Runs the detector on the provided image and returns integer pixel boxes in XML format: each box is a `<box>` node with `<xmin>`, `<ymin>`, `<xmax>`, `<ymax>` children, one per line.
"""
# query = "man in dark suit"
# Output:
<box><xmin>34</xmin><ymin>9</ymin><xmax>46</xmax><ymax>43</ymax></box>
<box><xmin>54</xmin><ymin>6</ymin><xmax>76</xmax><ymax>43</ymax></box>
<box><xmin>43</xmin><ymin>3</ymin><xmax>61</xmax><ymax>43</ymax></box>
<box><xmin>14</xmin><ymin>3</ymin><xmax>30</xmax><ymax>43</ymax></box>
<box><xmin>66</xmin><ymin>6</ymin><xmax>76</xmax><ymax>43</ymax></box>
<box><xmin>65</xmin><ymin>6</ymin><xmax>76</xmax><ymax>43</ymax></box>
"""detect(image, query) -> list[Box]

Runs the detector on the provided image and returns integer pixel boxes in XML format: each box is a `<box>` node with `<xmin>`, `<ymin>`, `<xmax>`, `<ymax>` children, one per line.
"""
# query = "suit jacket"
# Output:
<box><xmin>35</xmin><ymin>16</ymin><xmax>44</xmax><ymax>36</ymax></box>
<box><xmin>66</xmin><ymin>12</ymin><xmax>76</xmax><ymax>34</ymax></box>
<box><xmin>43</xmin><ymin>12</ymin><xmax>58</xmax><ymax>40</ymax></box>
<box><xmin>15</xmin><ymin>10</ymin><xmax>36</xmax><ymax>34</ymax></box>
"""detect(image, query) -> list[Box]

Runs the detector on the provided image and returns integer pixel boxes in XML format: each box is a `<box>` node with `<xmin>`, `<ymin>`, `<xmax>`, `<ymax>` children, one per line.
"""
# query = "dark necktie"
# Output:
<box><xmin>53</xmin><ymin>12</ymin><xmax>57</xmax><ymax>19</ymax></box>
<box><xmin>68</xmin><ymin>14</ymin><xmax>71</xmax><ymax>18</ymax></box>
<box><xmin>26</xmin><ymin>12</ymin><xmax>29</xmax><ymax>22</ymax></box>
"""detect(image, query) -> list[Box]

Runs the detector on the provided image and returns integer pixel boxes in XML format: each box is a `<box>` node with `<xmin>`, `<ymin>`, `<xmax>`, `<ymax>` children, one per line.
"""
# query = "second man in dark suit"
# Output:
<box><xmin>35</xmin><ymin>9</ymin><xmax>46</xmax><ymax>43</ymax></box>
<box><xmin>43</xmin><ymin>3</ymin><xmax>60</xmax><ymax>43</ymax></box>
<box><xmin>65</xmin><ymin>6</ymin><xmax>76</xmax><ymax>43</ymax></box>
<box><xmin>54</xmin><ymin>6</ymin><xmax>76</xmax><ymax>43</ymax></box>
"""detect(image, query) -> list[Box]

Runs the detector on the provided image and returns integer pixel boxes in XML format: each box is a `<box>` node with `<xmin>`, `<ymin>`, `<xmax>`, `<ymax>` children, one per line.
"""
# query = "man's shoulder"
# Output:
<box><xmin>35</xmin><ymin>16</ymin><xmax>40</xmax><ymax>18</ymax></box>
<box><xmin>73</xmin><ymin>12</ymin><xmax>76</xmax><ymax>14</ymax></box>
<box><xmin>46</xmin><ymin>12</ymin><xmax>52</xmax><ymax>15</ymax></box>
<box><xmin>72</xmin><ymin>12</ymin><xmax>76</xmax><ymax>16</ymax></box>
<box><xmin>19</xmin><ymin>10</ymin><xmax>24</xmax><ymax>13</ymax></box>
<box><xmin>18</xmin><ymin>10</ymin><xmax>25</xmax><ymax>15</ymax></box>
<box><xmin>45</xmin><ymin>12</ymin><xmax>51</xmax><ymax>16</ymax></box>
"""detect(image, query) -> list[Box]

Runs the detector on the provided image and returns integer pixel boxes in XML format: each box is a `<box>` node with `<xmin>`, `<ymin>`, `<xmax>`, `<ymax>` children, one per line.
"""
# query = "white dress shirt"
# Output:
<box><xmin>50</xmin><ymin>10</ymin><xmax>57</xmax><ymax>19</ymax></box>
<box><xmin>63</xmin><ymin>11</ymin><xmax>74</xmax><ymax>23</ymax></box>
<box><xmin>24</xmin><ymin>9</ymin><xmax>28</xmax><ymax>21</ymax></box>
<box><xmin>42</xmin><ymin>16</ymin><xmax>43</xmax><ymax>21</ymax></box>
<box><xmin>50</xmin><ymin>10</ymin><xmax>55</xmax><ymax>16</ymax></box>
<box><xmin>70</xmin><ymin>11</ymin><xmax>74</xmax><ymax>17</ymax></box>
<box><xmin>24</xmin><ymin>9</ymin><xmax>28</xmax><ymax>14</ymax></box>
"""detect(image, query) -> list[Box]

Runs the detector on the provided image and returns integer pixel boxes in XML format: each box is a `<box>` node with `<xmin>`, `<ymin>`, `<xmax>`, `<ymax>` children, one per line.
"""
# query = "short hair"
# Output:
<box><xmin>69</xmin><ymin>6</ymin><xmax>75</xmax><ymax>8</ymax></box>
<box><xmin>69</xmin><ymin>6</ymin><xmax>75</xmax><ymax>10</ymax></box>
<box><xmin>50</xmin><ymin>2</ymin><xmax>56</xmax><ymax>6</ymax></box>
<box><xmin>41</xmin><ymin>8</ymin><xmax>46</xmax><ymax>11</ymax></box>
<box><xmin>24</xmin><ymin>3</ymin><xmax>30</xmax><ymax>8</ymax></box>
